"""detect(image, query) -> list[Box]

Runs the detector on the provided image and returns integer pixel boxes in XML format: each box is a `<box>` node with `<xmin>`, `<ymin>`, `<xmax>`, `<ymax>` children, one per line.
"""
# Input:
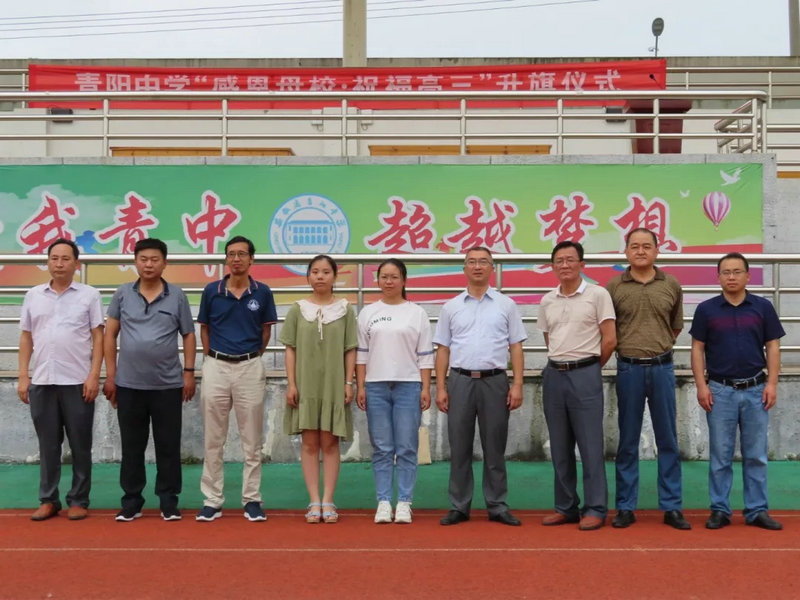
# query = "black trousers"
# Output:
<box><xmin>29</xmin><ymin>384</ymin><xmax>94</xmax><ymax>508</ymax></box>
<box><xmin>116</xmin><ymin>387</ymin><xmax>183</xmax><ymax>512</ymax></box>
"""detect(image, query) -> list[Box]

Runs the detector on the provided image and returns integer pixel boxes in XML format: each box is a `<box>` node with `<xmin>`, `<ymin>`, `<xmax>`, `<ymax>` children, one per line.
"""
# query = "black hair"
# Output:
<box><xmin>377</xmin><ymin>258</ymin><xmax>408</xmax><ymax>300</ymax></box>
<box><xmin>307</xmin><ymin>254</ymin><xmax>338</xmax><ymax>277</ymax></box>
<box><xmin>47</xmin><ymin>237</ymin><xmax>79</xmax><ymax>260</ymax></box>
<box><xmin>225</xmin><ymin>235</ymin><xmax>255</xmax><ymax>256</ymax></box>
<box><xmin>134</xmin><ymin>238</ymin><xmax>168</xmax><ymax>259</ymax></box>
<box><xmin>625</xmin><ymin>228</ymin><xmax>659</xmax><ymax>247</ymax></box>
<box><xmin>551</xmin><ymin>240</ymin><xmax>584</xmax><ymax>263</ymax></box>
<box><xmin>717</xmin><ymin>252</ymin><xmax>749</xmax><ymax>273</ymax></box>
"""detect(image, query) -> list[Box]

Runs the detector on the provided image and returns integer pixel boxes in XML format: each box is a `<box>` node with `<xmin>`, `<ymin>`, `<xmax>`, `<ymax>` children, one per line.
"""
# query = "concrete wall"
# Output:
<box><xmin>1</xmin><ymin>374</ymin><xmax>799</xmax><ymax>465</ymax></box>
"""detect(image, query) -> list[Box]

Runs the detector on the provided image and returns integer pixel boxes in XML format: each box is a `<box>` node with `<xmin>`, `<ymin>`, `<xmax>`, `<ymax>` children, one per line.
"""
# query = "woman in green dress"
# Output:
<box><xmin>280</xmin><ymin>255</ymin><xmax>357</xmax><ymax>523</ymax></box>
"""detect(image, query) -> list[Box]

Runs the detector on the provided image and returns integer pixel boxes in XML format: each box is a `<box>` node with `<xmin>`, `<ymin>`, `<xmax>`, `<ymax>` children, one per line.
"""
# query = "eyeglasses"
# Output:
<box><xmin>226</xmin><ymin>251</ymin><xmax>250</xmax><ymax>259</ymax></box>
<box><xmin>553</xmin><ymin>257</ymin><xmax>580</xmax><ymax>266</ymax></box>
<box><xmin>378</xmin><ymin>275</ymin><xmax>402</xmax><ymax>282</ymax></box>
<box><xmin>465</xmin><ymin>259</ymin><xmax>493</xmax><ymax>267</ymax></box>
<box><xmin>719</xmin><ymin>269</ymin><xmax>747</xmax><ymax>277</ymax></box>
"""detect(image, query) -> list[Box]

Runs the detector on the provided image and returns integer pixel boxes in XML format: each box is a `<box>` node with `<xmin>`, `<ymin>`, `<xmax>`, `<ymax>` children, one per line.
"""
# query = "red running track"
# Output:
<box><xmin>1</xmin><ymin>509</ymin><xmax>798</xmax><ymax>600</ymax></box>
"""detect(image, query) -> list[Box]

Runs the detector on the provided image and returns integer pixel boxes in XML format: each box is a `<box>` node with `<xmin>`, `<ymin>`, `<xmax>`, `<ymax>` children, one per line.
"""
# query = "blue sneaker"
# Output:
<box><xmin>243</xmin><ymin>501</ymin><xmax>267</xmax><ymax>522</ymax></box>
<box><xmin>196</xmin><ymin>506</ymin><xmax>222</xmax><ymax>522</ymax></box>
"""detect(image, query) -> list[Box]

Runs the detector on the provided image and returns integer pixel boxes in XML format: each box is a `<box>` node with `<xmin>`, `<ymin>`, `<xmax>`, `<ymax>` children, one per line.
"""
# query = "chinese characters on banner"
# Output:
<box><xmin>15</xmin><ymin>190</ymin><xmax>675</xmax><ymax>265</ymax></box>
<box><xmin>1</xmin><ymin>163</ymin><xmax>762</xmax><ymax>292</ymax></box>
<box><xmin>28</xmin><ymin>60</ymin><xmax>666</xmax><ymax>109</ymax></box>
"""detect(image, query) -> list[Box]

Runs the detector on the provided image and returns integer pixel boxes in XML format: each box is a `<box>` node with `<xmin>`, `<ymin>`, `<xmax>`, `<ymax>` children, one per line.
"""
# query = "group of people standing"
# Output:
<box><xmin>18</xmin><ymin>230</ymin><xmax>784</xmax><ymax>532</ymax></box>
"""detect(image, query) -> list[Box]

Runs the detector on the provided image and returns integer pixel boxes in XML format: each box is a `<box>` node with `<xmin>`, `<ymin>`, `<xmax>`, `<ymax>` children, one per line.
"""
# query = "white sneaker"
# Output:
<box><xmin>374</xmin><ymin>501</ymin><xmax>393</xmax><ymax>524</ymax></box>
<box><xmin>394</xmin><ymin>501</ymin><xmax>412</xmax><ymax>524</ymax></box>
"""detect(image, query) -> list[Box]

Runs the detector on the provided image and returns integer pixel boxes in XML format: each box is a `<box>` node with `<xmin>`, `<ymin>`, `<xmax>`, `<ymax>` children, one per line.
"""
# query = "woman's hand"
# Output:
<box><xmin>345</xmin><ymin>382</ymin><xmax>354</xmax><ymax>405</ymax></box>
<box><xmin>356</xmin><ymin>387</ymin><xmax>366</xmax><ymax>410</ymax></box>
<box><xmin>286</xmin><ymin>384</ymin><xmax>299</xmax><ymax>408</ymax></box>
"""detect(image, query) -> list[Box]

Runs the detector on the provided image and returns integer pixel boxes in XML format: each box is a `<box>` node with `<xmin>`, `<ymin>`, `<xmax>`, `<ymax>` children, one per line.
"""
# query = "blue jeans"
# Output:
<box><xmin>615</xmin><ymin>361</ymin><xmax>682</xmax><ymax>511</ymax></box>
<box><xmin>706</xmin><ymin>380</ymin><xmax>770</xmax><ymax>521</ymax></box>
<box><xmin>365</xmin><ymin>381</ymin><xmax>423</xmax><ymax>503</ymax></box>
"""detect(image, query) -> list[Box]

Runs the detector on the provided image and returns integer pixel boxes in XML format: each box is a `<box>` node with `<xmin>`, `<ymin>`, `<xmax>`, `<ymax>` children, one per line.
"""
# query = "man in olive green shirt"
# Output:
<box><xmin>606</xmin><ymin>228</ymin><xmax>689</xmax><ymax>530</ymax></box>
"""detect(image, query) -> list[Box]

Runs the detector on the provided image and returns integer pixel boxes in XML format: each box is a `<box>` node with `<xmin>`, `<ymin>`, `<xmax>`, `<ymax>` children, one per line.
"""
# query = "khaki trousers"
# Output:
<box><xmin>200</xmin><ymin>356</ymin><xmax>266</xmax><ymax>507</ymax></box>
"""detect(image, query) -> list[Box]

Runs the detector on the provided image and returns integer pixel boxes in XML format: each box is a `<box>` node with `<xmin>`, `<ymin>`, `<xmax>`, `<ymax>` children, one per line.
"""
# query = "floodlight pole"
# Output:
<box><xmin>651</xmin><ymin>18</ymin><xmax>664</xmax><ymax>58</ymax></box>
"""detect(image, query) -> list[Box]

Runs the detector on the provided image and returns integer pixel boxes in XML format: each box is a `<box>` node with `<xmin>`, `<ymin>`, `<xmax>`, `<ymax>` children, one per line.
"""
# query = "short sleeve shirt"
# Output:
<box><xmin>689</xmin><ymin>292</ymin><xmax>785</xmax><ymax>379</ymax></box>
<box><xmin>433</xmin><ymin>288</ymin><xmax>527</xmax><ymax>370</ymax></box>
<box><xmin>107</xmin><ymin>279</ymin><xmax>194</xmax><ymax>389</ymax></box>
<box><xmin>197</xmin><ymin>275</ymin><xmax>278</xmax><ymax>355</ymax></box>
<box><xmin>20</xmin><ymin>281</ymin><xmax>104</xmax><ymax>385</ymax></box>
<box><xmin>606</xmin><ymin>266</ymin><xmax>683</xmax><ymax>357</ymax></box>
<box><xmin>356</xmin><ymin>300</ymin><xmax>434</xmax><ymax>382</ymax></box>
<box><xmin>538</xmin><ymin>280</ymin><xmax>616</xmax><ymax>360</ymax></box>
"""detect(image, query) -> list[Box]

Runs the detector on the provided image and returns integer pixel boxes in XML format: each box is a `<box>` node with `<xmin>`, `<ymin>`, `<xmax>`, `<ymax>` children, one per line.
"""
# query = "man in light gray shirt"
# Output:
<box><xmin>104</xmin><ymin>238</ymin><xmax>196</xmax><ymax>522</ymax></box>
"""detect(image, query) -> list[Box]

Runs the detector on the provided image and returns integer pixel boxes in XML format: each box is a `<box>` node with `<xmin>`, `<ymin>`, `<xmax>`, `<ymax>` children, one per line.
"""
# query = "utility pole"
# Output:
<box><xmin>790</xmin><ymin>0</ymin><xmax>800</xmax><ymax>56</ymax></box>
<box><xmin>343</xmin><ymin>0</ymin><xmax>367</xmax><ymax>67</ymax></box>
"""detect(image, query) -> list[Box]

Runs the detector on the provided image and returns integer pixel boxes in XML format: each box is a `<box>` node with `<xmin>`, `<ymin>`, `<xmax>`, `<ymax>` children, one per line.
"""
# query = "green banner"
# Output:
<box><xmin>0</xmin><ymin>163</ymin><xmax>762</xmax><ymax>290</ymax></box>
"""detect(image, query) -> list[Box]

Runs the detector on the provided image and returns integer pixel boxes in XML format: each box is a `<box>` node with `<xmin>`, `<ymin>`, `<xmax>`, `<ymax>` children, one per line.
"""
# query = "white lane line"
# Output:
<box><xmin>1</xmin><ymin>547</ymin><xmax>799</xmax><ymax>553</ymax></box>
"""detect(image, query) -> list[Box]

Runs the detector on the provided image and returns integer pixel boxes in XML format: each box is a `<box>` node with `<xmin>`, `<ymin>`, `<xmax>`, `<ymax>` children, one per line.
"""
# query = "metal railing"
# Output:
<box><xmin>666</xmin><ymin>65</ymin><xmax>800</xmax><ymax>108</ymax></box>
<box><xmin>0</xmin><ymin>89</ymin><xmax>768</xmax><ymax>157</ymax></box>
<box><xmin>2</xmin><ymin>252</ymin><xmax>799</xmax><ymax>365</ymax></box>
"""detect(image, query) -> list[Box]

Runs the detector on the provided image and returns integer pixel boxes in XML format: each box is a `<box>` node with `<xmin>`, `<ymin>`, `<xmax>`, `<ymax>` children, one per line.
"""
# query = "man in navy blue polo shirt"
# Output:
<box><xmin>196</xmin><ymin>235</ymin><xmax>277</xmax><ymax>522</ymax></box>
<box><xmin>690</xmin><ymin>252</ymin><xmax>784</xmax><ymax>531</ymax></box>
<box><xmin>104</xmin><ymin>238</ymin><xmax>196</xmax><ymax>522</ymax></box>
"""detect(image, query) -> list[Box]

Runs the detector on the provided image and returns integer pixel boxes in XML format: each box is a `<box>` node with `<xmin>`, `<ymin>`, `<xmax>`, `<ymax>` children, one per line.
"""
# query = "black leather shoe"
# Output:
<box><xmin>747</xmin><ymin>511</ymin><xmax>783</xmax><ymax>530</ymax></box>
<box><xmin>440</xmin><ymin>510</ymin><xmax>470</xmax><ymax>526</ymax></box>
<box><xmin>488</xmin><ymin>511</ymin><xmax>521</xmax><ymax>526</ymax></box>
<box><xmin>664</xmin><ymin>510</ymin><xmax>691</xmax><ymax>530</ymax></box>
<box><xmin>612</xmin><ymin>510</ymin><xmax>636</xmax><ymax>528</ymax></box>
<box><xmin>705</xmin><ymin>510</ymin><xmax>731</xmax><ymax>530</ymax></box>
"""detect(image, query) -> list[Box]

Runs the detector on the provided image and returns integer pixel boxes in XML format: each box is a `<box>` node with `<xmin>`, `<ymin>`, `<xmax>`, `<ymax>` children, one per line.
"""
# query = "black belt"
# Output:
<box><xmin>451</xmin><ymin>367</ymin><xmax>506</xmax><ymax>379</ymax></box>
<box><xmin>617</xmin><ymin>350</ymin><xmax>673</xmax><ymax>366</ymax></box>
<box><xmin>547</xmin><ymin>356</ymin><xmax>599</xmax><ymax>372</ymax></box>
<box><xmin>208</xmin><ymin>349</ymin><xmax>259</xmax><ymax>362</ymax></box>
<box><xmin>708</xmin><ymin>372</ymin><xmax>766</xmax><ymax>390</ymax></box>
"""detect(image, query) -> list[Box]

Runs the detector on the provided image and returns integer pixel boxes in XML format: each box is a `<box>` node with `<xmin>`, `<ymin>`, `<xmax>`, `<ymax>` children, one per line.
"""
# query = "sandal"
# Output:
<box><xmin>322</xmin><ymin>503</ymin><xmax>339</xmax><ymax>524</ymax></box>
<box><xmin>305</xmin><ymin>503</ymin><xmax>322</xmax><ymax>524</ymax></box>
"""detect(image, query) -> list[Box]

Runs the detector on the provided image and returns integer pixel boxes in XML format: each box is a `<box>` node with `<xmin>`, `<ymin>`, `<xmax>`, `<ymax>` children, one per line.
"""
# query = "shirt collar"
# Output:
<box><xmin>218</xmin><ymin>274</ymin><xmax>257</xmax><ymax>297</ymax></box>
<box><xmin>45</xmin><ymin>280</ymin><xmax>80</xmax><ymax>294</ymax></box>
<box><xmin>718</xmin><ymin>290</ymin><xmax>753</xmax><ymax>307</ymax></box>
<box><xmin>133</xmin><ymin>277</ymin><xmax>170</xmax><ymax>296</ymax></box>
<box><xmin>556</xmin><ymin>279</ymin><xmax>587</xmax><ymax>297</ymax></box>
<box><xmin>620</xmin><ymin>266</ymin><xmax>665</xmax><ymax>282</ymax></box>
<box><xmin>462</xmin><ymin>287</ymin><xmax>498</xmax><ymax>302</ymax></box>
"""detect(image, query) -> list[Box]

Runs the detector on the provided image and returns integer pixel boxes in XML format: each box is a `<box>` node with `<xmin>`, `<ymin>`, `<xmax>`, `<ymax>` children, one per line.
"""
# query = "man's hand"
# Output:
<box><xmin>507</xmin><ymin>382</ymin><xmax>523</xmax><ymax>410</ymax></box>
<box><xmin>436</xmin><ymin>388</ymin><xmax>449</xmax><ymax>413</ymax></box>
<box><xmin>697</xmin><ymin>383</ymin><xmax>713</xmax><ymax>413</ymax></box>
<box><xmin>83</xmin><ymin>376</ymin><xmax>100</xmax><ymax>403</ymax></box>
<box><xmin>183</xmin><ymin>372</ymin><xmax>196</xmax><ymax>402</ymax></box>
<box><xmin>17</xmin><ymin>376</ymin><xmax>30</xmax><ymax>404</ymax></box>
<box><xmin>103</xmin><ymin>379</ymin><xmax>118</xmax><ymax>409</ymax></box>
<box><xmin>762</xmin><ymin>382</ymin><xmax>778</xmax><ymax>410</ymax></box>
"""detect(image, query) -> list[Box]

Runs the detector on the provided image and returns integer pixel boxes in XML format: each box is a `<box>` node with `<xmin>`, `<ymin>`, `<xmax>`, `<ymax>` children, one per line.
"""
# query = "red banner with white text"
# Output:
<box><xmin>28</xmin><ymin>60</ymin><xmax>666</xmax><ymax>110</ymax></box>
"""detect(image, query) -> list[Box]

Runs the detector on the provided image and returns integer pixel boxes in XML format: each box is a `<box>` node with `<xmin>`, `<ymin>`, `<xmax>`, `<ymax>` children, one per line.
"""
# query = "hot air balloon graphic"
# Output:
<box><xmin>702</xmin><ymin>191</ymin><xmax>731</xmax><ymax>230</ymax></box>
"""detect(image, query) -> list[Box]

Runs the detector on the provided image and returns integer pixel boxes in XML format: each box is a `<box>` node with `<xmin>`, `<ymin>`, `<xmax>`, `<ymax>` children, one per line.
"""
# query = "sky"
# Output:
<box><xmin>0</xmin><ymin>0</ymin><xmax>791</xmax><ymax>60</ymax></box>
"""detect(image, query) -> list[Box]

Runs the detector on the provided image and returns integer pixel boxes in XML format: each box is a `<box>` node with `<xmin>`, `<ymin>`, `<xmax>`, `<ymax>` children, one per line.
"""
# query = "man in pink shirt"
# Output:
<box><xmin>18</xmin><ymin>238</ymin><xmax>104</xmax><ymax>521</ymax></box>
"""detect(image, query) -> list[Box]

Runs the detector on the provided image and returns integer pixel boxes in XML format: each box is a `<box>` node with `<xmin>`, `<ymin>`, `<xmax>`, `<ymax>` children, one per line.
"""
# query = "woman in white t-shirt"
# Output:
<box><xmin>356</xmin><ymin>258</ymin><xmax>434</xmax><ymax>524</ymax></box>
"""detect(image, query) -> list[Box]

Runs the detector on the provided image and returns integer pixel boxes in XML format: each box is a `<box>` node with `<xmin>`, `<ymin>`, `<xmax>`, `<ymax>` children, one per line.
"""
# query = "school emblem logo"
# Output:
<box><xmin>269</xmin><ymin>194</ymin><xmax>350</xmax><ymax>274</ymax></box>
<box><xmin>247</xmin><ymin>299</ymin><xmax>260</xmax><ymax>311</ymax></box>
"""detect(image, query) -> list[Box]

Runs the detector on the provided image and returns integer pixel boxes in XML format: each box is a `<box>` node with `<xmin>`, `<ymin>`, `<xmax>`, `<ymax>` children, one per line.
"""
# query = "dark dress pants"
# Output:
<box><xmin>29</xmin><ymin>384</ymin><xmax>95</xmax><ymax>508</ymax></box>
<box><xmin>542</xmin><ymin>363</ymin><xmax>607</xmax><ymax>520</ymax></box>
<box><xmin>446</xmin><ymin>371</ymin><xmax>510</xmax><ymax>517</ymax></box>
<box><xmin>116</xmin><ymin>387</ymin><xmax>183</xmax><ymax>512</ymax></box>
